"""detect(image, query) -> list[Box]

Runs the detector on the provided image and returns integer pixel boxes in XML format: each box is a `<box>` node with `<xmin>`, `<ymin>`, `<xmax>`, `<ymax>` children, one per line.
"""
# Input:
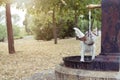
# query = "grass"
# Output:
<box><xmin>0</xmin><ymin>37</ymin><xmax>101</xmax><ymax>80</ymax></box>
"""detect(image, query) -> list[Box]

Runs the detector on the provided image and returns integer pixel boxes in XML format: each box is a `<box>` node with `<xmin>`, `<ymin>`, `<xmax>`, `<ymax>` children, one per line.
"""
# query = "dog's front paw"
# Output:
<box><xmin>80</xmin><ymin>59</ymin><xmax>84</xmax><ymax>62</ymax></box>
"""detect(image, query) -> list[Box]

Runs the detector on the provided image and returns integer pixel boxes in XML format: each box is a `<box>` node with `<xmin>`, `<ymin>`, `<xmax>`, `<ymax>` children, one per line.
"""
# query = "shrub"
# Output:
<box><xmin>78</xmin><ymin>19</ymin><xmax>89</xmax><ymax>33</ymax></box>
<box><xmin>32</xmin><ymin>23</ymin><xmax>53</xmax><ymax>41</ymax></box>
<box><xmin>57</xmin><ymin>19</ymin><xmax>75</xmax><ymax>39</ymax></box>
<box><xmin>0</xmin><ymin>24</ymin><xmax>6</xmax><ymax>42</ymax></box>
<box><xmin>13</xmin><ymin>25</ymin><xmax>23</xmax><ymax>39</ymax></box>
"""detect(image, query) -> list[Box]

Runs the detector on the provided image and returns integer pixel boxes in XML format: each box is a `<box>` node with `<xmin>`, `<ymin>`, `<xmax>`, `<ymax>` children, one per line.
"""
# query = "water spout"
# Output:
<box><xmin>88</xmin><ymin>9</ymin><xmax>92</xmax><ymax>35</ymax></box>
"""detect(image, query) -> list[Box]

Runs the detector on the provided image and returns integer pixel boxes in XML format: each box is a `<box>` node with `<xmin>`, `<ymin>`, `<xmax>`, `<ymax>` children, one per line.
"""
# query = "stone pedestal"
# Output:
<box><xmin>55</xmin><ymin>64</ymin><xmax>120</xmax><ymax>80</ymax></box>
<box><xmin>94</xmin><ymin>0</ymin><xmax>120</xmax><ymax>71</ymax></box>
<box><xmin>101</xmin><ymin>0</ymin><xmax>120</xmax><ymax>54</ymax></box>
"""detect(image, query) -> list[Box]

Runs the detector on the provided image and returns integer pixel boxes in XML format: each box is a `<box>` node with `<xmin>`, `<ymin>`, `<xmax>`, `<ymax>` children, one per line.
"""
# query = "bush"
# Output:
<box><xmin>57</xmin><ymin>19</ymin><xmax>67</xmax><ymax>39</ymax></box>
<box><xmin>32</xmin><ymin>23</ymin><xmax>53</xmax><ymax>41</ymax></box>
<box><xmin>13</xmin><ymin>25</ymin><xmax>23</xmax><ymax>39</ymax></box>
<box><xmin>78</xmin><ymin>19</ymin><xmax>89</xmax><ymax>33</ymax></box>
<box><xmin>57</xmin><ymin>19</ymin><xmax>75</xmax><ymax>39</ymax></box>
<box><xmin>0</xmin><ymin>24</ymin><xmax>23</xmax><ymax>41</ymax></box>
<box><xmin>0</xmin><ymin>24</ymin><xmax>6</xmax><ymax>42</ymax></box>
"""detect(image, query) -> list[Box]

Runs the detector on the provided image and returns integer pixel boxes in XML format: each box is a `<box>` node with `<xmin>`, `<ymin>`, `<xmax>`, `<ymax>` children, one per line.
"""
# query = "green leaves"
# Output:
<box><xmin>0</xmin><ymin>24</ymin><xmax>6</xmax><ymax>41</ymax></box>
<box><xmin>24</xmin><ymin>0</ymin><xmax>101</xmax><ymax>39</ymax></box>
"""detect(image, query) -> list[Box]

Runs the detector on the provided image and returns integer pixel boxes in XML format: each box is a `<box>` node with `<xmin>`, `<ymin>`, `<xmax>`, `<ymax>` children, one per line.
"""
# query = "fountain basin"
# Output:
<box><xmin>63</xmin><ymin>56</ymin><xmax>120</xmax><ymax>71</ymax></box>
<box><xmin>63</xmin><ymin>56</ymin><xmax>93</xmax><ymax>69</ymax></box>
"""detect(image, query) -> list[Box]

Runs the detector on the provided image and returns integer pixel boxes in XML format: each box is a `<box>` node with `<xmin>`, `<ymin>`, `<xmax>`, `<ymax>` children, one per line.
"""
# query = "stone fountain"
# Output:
<box><xmin>55</xmin><ymin>0</ymin><xmax>120</xmax><ymax>80</ymax></box>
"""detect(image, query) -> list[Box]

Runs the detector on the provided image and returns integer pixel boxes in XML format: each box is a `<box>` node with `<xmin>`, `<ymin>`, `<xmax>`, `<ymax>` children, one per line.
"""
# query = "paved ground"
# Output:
<box><xmin>22</xmin><ymin>70</ymin><xmax>55</xmax><ymax>80</ymax></box>
<box><xmin>0</xmin><ymin>35</ymin><xmax>101</xmax><ymax>80</ymax></box>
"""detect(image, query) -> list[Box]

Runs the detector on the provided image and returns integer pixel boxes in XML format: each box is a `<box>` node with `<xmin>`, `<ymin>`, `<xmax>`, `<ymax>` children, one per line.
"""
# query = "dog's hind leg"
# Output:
<box><xmin>80</xmin><ymin>43</ymin><xmax>85</xmax><ymax>62</ymax></box>
<box><xmin>91</xmin><ymin>45</ymin><xmax>95</xmax><ymax>60</ymax></box>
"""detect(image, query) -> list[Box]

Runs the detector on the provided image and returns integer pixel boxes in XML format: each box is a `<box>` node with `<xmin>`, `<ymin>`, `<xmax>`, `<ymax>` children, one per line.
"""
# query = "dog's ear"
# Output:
<box><xmin>73</xmin><ymin>27</ymin><xmax>85</xmax><ymax>38</ymax></box>
<box><xmin>79</xmin><ymin>36</ymin><xmax>86</xmax><ymax>41</ymax></box>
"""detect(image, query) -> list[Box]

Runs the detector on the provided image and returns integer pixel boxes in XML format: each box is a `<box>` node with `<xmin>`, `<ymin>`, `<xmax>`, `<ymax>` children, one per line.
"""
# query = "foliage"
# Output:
<box><xmin>30</xmin><ymin>0</ymin><xmax>101</xmax><ymax>37</ymax></box>
<box><xmin>32</xmin><ymin>23</ymin><xmax>53</xmax><ymax>40</ymax></box>
<box><xmin>57</xmin><ymin>19</ymin><xmax>74</xmax><ymax>39</ymax></box>
<box><xmin>23</xmin><ymin>14</ymin><xmax>33</xmax><ymax>35</ymax></box>
<box><xmin>0</xmin><ymin>0</ymin><xmax>101</xmax><ymax>40</ymax></box>
<box><xmin>13</xmin><ymin>25</ymin><xmax>23</xmax><ymax>39</ymax></box>
<box><xmin>78</xmin><ymin>19</ymin><xmax>88</xmax><ymax>33</ymax></box>
<box><xmin>12</xmin><ymin>14</ymin><xmax>20</xmax><ymax>25</ymax></box>
<box><xmin>57</xmin><ymin>19</ymin><xmax>67</xmax><ymax>39</ymax></box>
<box><xmin>31</xmin><ymin>13</ymin><xmax>53</xmax><ymax>40</ymax></box>
<box><xmin>78</xmin><ymin>17</ymin><xmax>101</xmax><ymax>33</ymax></box>
<box><xmin>0</xmin><ymin>24</ymin><xmax>6</xmax><ymax>41</ymax></box>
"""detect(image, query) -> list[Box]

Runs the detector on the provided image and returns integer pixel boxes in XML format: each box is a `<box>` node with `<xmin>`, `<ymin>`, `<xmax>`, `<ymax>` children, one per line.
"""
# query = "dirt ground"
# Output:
<box><xmin>0</xmin><ymin>36</ymin><xmax>101</xmax><ymax>80</ymax></box>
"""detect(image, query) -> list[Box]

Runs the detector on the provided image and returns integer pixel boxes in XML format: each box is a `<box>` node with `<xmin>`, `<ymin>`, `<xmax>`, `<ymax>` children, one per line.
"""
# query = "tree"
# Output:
<box><xmin>0</xmin><ymin>0</ymin><xmax>34</xmax><ymax>54</ymax></box>
<box><xmin>6</xmin><ymin>3</ymin><xmax>15</xmax><ymax>54</ymax></box>
<box><xmin>25</xmin><ymin>0</ymin><xmax>101</xmax><ymax>40</ymax></box>
<box><xmin>0</xmin><ymin>0</ymin><xmax>15</xmax><ymax>54</ymax></box>
<box><xmin>27</xmin><ymin>0</ymin><xmax>60</xmax><ymax>44</ymax></box>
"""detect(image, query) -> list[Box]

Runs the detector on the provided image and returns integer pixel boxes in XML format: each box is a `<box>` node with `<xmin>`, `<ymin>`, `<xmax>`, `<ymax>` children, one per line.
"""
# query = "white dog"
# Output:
<box><xmin>73</xmin><ymin>27</ymin><xmax>96</xmax><ymax>62</ymax></box>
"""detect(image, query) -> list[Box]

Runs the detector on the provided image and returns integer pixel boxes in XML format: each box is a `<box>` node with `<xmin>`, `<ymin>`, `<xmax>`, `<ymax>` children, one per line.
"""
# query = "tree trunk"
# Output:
<box><xmin>53</xmin><ymin>7</ymin><xmax>57</xmax><ymax>44</ymax></box>
<box><xmin>6</xmin><ymin>3</ymin><xmax>15</xmax><ymax>54</ymax></box>
<box><xmin>74</xmin><ymin>10</ymin><xmax>78</xmax><ymax>27</ymax></box>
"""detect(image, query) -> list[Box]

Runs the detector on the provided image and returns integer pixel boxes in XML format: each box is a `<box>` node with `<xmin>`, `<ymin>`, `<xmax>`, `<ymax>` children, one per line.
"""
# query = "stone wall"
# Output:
<box><xmin>55</xmin><ymin>64</ymin><xmax>120</xmax><ymax>80</ymax></box>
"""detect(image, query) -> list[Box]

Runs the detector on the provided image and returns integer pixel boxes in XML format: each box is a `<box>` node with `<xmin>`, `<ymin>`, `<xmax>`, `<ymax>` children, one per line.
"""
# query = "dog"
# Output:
<box><xmin>73</xmin><ymin>27</ymin><xmax>96</xmax><ymax>62</ymax></box>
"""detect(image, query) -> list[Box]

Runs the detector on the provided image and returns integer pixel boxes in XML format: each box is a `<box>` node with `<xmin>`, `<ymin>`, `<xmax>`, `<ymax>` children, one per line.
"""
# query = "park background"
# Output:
<box><xmin>0</xmin><ymin>0</ymin><xmax>101</xmax><ymax>79</ymax></box>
